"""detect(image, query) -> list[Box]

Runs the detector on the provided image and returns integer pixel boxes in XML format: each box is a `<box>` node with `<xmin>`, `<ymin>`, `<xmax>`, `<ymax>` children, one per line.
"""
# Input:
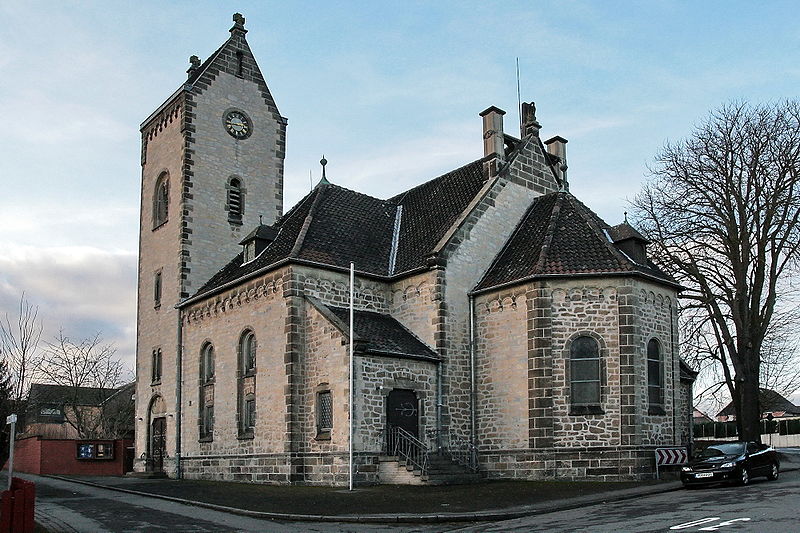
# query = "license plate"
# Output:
<box><xmin>695</xmin><ymin>472</ymin><xmax>713</xmax><ymax>478</ymax></box>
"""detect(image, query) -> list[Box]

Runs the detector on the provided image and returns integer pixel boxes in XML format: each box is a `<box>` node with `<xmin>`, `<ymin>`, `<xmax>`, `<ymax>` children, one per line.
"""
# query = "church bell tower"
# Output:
<box><xmin>134</xmin><ymin>13</ymin><xmax>287</xmax><ymax>475</ymax></box>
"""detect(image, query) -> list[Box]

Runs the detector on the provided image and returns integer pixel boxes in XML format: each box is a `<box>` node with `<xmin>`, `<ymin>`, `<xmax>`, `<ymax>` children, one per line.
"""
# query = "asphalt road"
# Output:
<box><xmin>449</xmin><ymin>469</ymin><xmax>800</xmax><ymax>533</ymax></box>
<box><xmin>29</xmin><ymin>475</ymin><xmax>422</xmax><ymax>533</ymax></box>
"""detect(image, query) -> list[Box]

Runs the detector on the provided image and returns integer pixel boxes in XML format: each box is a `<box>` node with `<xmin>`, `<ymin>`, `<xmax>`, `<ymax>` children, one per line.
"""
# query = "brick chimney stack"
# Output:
<box><xmin>479</xmin><ymin>106</ymin><xmax>506</xmax><ymax>162</ymax></box>
<box><xmin>544</xmin><ymin>136</ymin><xmax>569</xmax><ymax>190</ymax></box>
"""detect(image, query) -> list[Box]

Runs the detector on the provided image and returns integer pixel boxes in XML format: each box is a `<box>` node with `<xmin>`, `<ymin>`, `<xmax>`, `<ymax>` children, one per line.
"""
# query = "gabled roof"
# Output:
<box><xmin>474</xmin><ymin>191</ymin><xmax>677</xmax><ymax>293</ymax></box>
<box><xmin>307</xmin><ymin>297</ymin><xmax>438</xmax><ymax>361</ymax></box>
<box><xmin>187</xmin><ymin>157</ymin><xmax>491</xmax><ymax>303</ymax></box>
<box><xmin>717</xmin><ymin>388</ymin><xmax>800</xmax><ymax>417</ymax></box>
<box><xmin>27</xmin><ymin>383</ymin><xmax>119</xmax><ymax>408</ymax></box>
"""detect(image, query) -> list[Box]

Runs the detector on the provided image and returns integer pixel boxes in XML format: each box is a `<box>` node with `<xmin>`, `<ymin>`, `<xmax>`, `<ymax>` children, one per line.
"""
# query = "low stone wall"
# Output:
<box><xmin>480</xmin><ymin>446</ymin><xmax>661</xmax><ymax>481</ymax></box>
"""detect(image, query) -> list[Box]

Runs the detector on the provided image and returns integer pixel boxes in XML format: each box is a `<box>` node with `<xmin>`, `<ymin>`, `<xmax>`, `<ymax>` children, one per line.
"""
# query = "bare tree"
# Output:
<box><xmin>37</xmin><ymin>331</ymin><xmax>131</xmax><ymax>439</ymax></box>
<box><xmin>633</xmin><ymin>101</ymin><xmax>800</xmax><ymax>441</ymax></box>
<box><xmin>0</xmin><ymin>294</ymin><xmax>43</xmax><ymax>402</ymax></box>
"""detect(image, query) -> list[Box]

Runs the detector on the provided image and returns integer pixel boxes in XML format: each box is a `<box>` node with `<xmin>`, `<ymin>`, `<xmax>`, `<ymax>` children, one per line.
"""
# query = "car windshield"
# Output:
<box><xmin>697</xmin><ymin>443</ymin><xmax>746</xmax><ymax>458</ymax></box>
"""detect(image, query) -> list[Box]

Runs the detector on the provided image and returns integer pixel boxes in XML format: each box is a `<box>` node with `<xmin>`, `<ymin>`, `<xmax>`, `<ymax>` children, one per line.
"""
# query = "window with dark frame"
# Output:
<box><xmin>316</xmin><ymin>390</ymin><xmax>333</xmax><ymax>436</ymax></box>
<box><xmin>153</xmin><ymin>174</ymin><xmax>169</xmax><ymax>228</ymax></box>
<box><xmin>151</xmin><ymin>348</ymin><xmax>162</xmax><ymax>383</ymax></box>
<box><xmin>76</xmin><ymin>441</ymin><xmax>114</xmax><ymax>460</ymax></box>
<box><xmin>570</xmin><ymin>336</ymin><xmax>601</xmax><ymax>409</ymax></box>
<box><xmin>244</xmin><ymin>397</ymin><xmax>256</xmax><ymax>430</ymax></box>
<box><xmin>153</xmin><ymin>271</ymin><xmax>162</xmax><ymax>307</ymax></box>
<box><xmin>202</xmin><ymin>344</ymin><xmax>215</xmax><ymax>383</ymax></box>
<box><xmin>228</xmin><ymin>178</ymin><xmax>243</xmax><ymax>223</ymax></box>
<box><xmin>241</xmin><ymin>331</ymin><xmax>256</xmax><ymax>374</ymax></box>
<box><xmin>201</xmin><ymin>404</ymin><xmax>214</xmax><ymax>438</ymax></box>
<box><xmin>647</xmin><ymin>338</ymin><xmax>664</xmax><ymax>407</ymax></box>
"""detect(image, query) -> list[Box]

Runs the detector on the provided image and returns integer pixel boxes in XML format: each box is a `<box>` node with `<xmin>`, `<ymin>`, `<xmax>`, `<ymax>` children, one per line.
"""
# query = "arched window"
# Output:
<box><xmin>647</xmin><ymin>339</ymin><xmax>663</xmax><ymax>407</ymax></box>
<box><xmin>238</xmin><ymin>330</ymin><xmax>256</xmax><ymax>437</ymax></box>
<box><xmin>153</xmin><ymin>173</ymin><xmax>169</xmax><ymax>228</ymax></box>
<box><xmin>227</xmin><ymin>177</ymin><xmax>243</xmax><ymax>223</ymax></box>
<box><xmin>153</xmin><ymin>270</ymin><xmax>162</xmax><ymax>308</ymax></box>
<box><xmin>201</xmin><ymin>344</ymin><xmax>215</xmax><ymax>383</ymax></box>
<box><xmin>151</xmin><ymin>348</ymin><xmax>162</xmax><ymax>384</ymax></box>
<box><xmin>570</xmin><ymin>336</ymin><xmax>601</xmax><ymax>409</ymax></box>
<box><xmin>199</xmin><ymin>342</ymin><xmax>215</xmax><ymax>440</ymax></box>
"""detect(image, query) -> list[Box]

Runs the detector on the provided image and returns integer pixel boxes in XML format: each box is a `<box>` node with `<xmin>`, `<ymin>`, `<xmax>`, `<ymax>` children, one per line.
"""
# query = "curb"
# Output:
<box><xmin>43</xmin><ymin>475</ymin><xmax>685</xmax><ymax>524</ymax></box>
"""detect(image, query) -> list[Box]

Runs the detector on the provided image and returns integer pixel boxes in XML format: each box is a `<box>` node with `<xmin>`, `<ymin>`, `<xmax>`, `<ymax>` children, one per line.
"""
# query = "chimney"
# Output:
<box><xmin>521</xmin><ymin>102</ymin><xmax>541</xmax><ymax>137</ymax></box>
<box><xmin>544</xmin><ymin>136</ymin><xmax>569</xmax><ymax>190</ymax></box>
<box><xmin>479</xmin><ymin>106</ymin><xmax>506</xmax><ymax>162</ymax></box>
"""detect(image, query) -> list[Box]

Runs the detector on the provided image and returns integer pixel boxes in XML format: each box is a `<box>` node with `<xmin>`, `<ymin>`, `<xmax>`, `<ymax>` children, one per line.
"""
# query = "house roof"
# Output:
<box><xmin>474</xmin><ymin>192</ymin><xmax>677</xmax><ymax>293</ymax></box>
<box><xmin>27</xmin><ymin>383</ymin><xmax>119</xmax><ymax>408</ymax></box>
<box><xmin>188</xmin><ymin>157</ymin><xmax>492</xmax><ymax>302</ymax></box>
<box><xmin>717</xmin><ymin>388</ymin><xmax>800</xmax><ymax>417</ymax></box>
<box><xmin>307</xmin><ymin>297</ymin><xmax>438</xmax><ymax>361</ymax></box>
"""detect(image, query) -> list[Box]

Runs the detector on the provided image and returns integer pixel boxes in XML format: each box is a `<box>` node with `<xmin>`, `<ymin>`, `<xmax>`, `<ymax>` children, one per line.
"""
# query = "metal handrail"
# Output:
<box><xmin>427</xmin><ymin>429</ymin><xmax>479</xmax><ymax>472</ymax></box>
<box><xmin>387</xmin><ymin>426</ymin><xmax>429</xmax><ymax>476</ymax></box>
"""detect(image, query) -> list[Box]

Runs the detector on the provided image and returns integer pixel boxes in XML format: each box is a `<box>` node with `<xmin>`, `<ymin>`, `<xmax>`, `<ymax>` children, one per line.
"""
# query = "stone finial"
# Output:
<box><xmin>230</xmin><ymin>13</ymin><xmax>248</xmax><ymax>34</ymax></box>
<box><xmin>521</xmin><ymin>101</ymin><xmax>541</xmax><ymax>137</ymax></box>
<box><xmin>187</xmin><ymin>55</ymin><xmax>201</xmax><ymax>78</ymax></box>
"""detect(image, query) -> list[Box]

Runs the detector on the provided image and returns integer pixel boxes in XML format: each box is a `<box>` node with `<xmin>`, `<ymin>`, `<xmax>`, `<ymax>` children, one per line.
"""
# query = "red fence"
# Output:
<box><xmin>0</xmin><ymin>477</ymin><xmax>35</xmax><ymax>533</ymax></box>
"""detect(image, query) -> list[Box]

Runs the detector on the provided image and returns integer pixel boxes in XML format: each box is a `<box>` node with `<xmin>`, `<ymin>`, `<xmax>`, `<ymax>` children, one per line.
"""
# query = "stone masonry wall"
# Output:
<box><xmin>474</xmin><ymin>289</ymin><xmax>529</xmax><ymax>450</ymax></box>
<box><xmin>135</xmin><ymin>97</ymin><xmax>185</xmax><ymax>475</ymax></box>
<box><xmin>550</xmin><ymin>282</ymin><xmax>622</xmax><ymax>447</ymax></box>
<box><xmin>632</xmin><ymin>280</ymin><xmax>679</xmax><ymax>446</ymax></box>
<box><xmin>441</xmin><ymin>133</ymin><xmax>559</xmax><ymax>445</ymax></box>
<box><xmin>180</xmin><ymin>269</ymin><xmax>289</xmax><ymax>482</ymax></box>
<box><xmin>389</xmin><ymin>271</ymin><xmax>439</xmax><ymax>349</ymax></box>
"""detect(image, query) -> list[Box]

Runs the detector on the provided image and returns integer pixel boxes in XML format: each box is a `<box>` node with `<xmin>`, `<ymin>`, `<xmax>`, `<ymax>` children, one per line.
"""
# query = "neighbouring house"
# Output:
<box><xmin>134</xmin><ymin>13</ymin><xmax>695</xmax><ymax>486</ymax></box>
<box><xmin>716</xmin><ymin>389</ymin><xmax>800</xmax><ymax>422</ymax></box>
<box><xmin>693</xmin><ymin>409</ymin><xmax>713</xmax><ymax>423</ymax></box>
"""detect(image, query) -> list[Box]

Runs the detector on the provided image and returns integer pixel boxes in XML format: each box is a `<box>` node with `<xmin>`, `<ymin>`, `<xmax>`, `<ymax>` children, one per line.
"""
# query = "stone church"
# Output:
<box><xmin>134</xmin><ymin>14</ymin><xmax>695</xmax><ymax>485</ymax></box>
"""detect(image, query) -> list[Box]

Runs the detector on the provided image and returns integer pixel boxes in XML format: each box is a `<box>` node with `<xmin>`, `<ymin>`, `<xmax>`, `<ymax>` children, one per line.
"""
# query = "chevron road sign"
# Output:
<box><xmin>656</xmin><ymin>448</ymin><xmax>688</xmax><ymax>466</ymax></box>
<box><xmin>655</xmin><ymin>447</ymin><xmax>689</xmax><ymax>479</ymax></box>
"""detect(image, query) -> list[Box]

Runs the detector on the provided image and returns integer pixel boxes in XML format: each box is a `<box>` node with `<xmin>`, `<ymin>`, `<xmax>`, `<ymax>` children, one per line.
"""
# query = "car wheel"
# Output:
<box><xmin>739</xmin><ymin>467</ymin><xmax>750</xmax><ymax>486</ymax></box>
<box><xmin>767</xmin><ymin>463</ymin><xmax>779</xmax><ymax>481</ymax></box>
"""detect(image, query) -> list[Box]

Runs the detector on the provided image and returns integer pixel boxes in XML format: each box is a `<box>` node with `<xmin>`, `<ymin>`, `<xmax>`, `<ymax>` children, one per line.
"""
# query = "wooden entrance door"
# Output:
<box><xmin>150</xmin><ymin>417</ymin><xmax>166</xmax><ymax>472</ymax></box>
<box><xmin>386</xmin><ymin>389</ymin><xmax>419</xmax><ymax>453</ymax></box>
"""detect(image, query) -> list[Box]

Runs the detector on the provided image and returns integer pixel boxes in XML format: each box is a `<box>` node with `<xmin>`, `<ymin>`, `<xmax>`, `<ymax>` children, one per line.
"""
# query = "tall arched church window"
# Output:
<box><xmin>570</xmin><ymin>336</ymin><xmax>601</xmax><ymax>412</ymax></box>
<box><xmin>153</xmin><ymin>173</ymin><xmax>169</xmax><ymax>228</ymax></box>
<box><xmin>238</xmin><ymin>330</ymin><xmax>256</xmax><ymax>437</ymax></box>
<box><xmin>199</xmin><ymin>343</ymin><xmax>215</xmax><ymax>440</ymax></box>
<box><xmin>647</xmin><ymin>339</ymin><xmax>664</xmax><ymax>409</ymax></box>
<box><xmin>227</xmin><ymin>177</ymin><xmax>244</xmax><ymax>224</ymax></box>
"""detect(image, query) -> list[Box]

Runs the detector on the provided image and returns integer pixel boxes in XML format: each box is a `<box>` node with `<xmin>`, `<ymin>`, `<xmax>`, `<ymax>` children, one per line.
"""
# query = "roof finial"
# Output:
<box><xmin>624</xmin><ymin>211</ymin><xmax>628</xmax><ymax>223</ymax></box>
<box><xmin>187</xmin><ymin>55</ymin><xmax>201</xmax><ymax>78</ymax></box>
<box><xmin>259</xmin><ymin>214</ymin><xmax>263</xmax><ymax>225</ymax></box>
<box><xmin>318</xmin><ymin>155</ymin><xmax>330</xmax><ymax>185</ymax></box>
<box><xmin>230</xmin><ymin>13</ymin><xmax>247</xmax><ymax>35</ymax></box>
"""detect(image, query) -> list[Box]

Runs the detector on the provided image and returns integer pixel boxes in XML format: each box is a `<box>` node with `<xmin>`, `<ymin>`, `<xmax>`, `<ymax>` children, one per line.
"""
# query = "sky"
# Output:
<box><xmin>1</xmin><ymin>1</ymin><xmax>799</xmax><ymax>400</ymax></box>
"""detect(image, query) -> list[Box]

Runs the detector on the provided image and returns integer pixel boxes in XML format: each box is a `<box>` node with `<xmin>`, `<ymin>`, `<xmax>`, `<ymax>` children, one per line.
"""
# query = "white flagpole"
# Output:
<box><xmin>349</xmin><ymin>262</ymin><xmax>355</xmax><ymax>491</ymax></box>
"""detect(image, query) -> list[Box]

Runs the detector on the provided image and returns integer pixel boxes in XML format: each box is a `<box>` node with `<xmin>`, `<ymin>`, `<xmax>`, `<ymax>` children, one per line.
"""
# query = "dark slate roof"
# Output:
<box><xmin>608</xmin><ymin>221</ymin><xmax>650</xmax><ymax>244</ymax></box>
<box><xmin>327</xmin><ymin>306</ymin><xmax>438</xmax><ymax>360</ymax></box>
<box><xmin>680</xmin><ymin>360</ymin><xmax>699</xmax><ymax>383</ymax></box>
<box><xmin>389</xmin><ymin>157</ymin><xmax>490</xmax><ymax>273</ymax></box>
<box><xmin>475</xmin><ymin>192</ymin><xmax>677</xmax><ymax>292</ymax></box>
<box><xmin>27</xmin><ymin>383</ymin><xmax>119</xmax><ymax>407</ymax></box>
<box><xmin>717</xmin><ymin>389</ymin><xmax>800</xmax><ymax>417</ymax></box>
<box><xmin>239</xmin><ymin>224</ymin><xmax>278</xmax><ymax>245</ymax></box>
<box><xmin>189</xmin><ymin>157</ymin><xmax>491</xmax><ymax>301</ymax></box>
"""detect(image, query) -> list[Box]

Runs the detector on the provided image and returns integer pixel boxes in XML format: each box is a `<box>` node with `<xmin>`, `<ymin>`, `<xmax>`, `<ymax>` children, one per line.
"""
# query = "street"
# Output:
<box><xmin>20</xmin><ymin>468</ymin><xmax>799</xmax><ymax>532</ymax></box>
<box><xmin>449</xmin><ymin>469</ymin><xmax>800</xmax><ymax>533</ymax></box>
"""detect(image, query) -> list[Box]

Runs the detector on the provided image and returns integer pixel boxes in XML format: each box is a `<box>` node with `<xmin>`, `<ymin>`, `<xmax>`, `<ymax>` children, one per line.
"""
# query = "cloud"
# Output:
<box><xmin>0</xmin><ymin>244</ymin><xmax>137</xmax><ymax>374</ymax></box>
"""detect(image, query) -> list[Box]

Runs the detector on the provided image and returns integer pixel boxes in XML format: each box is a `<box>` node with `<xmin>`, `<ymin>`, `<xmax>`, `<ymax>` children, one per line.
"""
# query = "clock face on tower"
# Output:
<box><xmin>224</xmin><ymin>110</ymin><xmax>252</xmax><ymax>139</ymax></box>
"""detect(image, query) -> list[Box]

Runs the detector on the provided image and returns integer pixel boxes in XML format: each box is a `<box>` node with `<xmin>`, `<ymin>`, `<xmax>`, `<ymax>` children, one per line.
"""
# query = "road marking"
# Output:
<box><xmin>699</xmin><ymin>518</ymin><xmax>751</xmax><ymax>531</ymax></box>
<box><xmin>670</xmin><ymin>517</ymin><xmax>752</xmax><ymax>531</ymax></box>
<box><xmin>670</xmin><ymin>518</ymin><xmax>720</xmax><ymax>529</ymax></box>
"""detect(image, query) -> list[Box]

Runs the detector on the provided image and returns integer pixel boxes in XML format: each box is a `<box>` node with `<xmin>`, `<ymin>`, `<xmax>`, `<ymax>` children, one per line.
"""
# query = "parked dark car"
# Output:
<box><xmin>681</xmin><ymin>441</ymin><xmax>779</xmax><ymax>487</ymax></box>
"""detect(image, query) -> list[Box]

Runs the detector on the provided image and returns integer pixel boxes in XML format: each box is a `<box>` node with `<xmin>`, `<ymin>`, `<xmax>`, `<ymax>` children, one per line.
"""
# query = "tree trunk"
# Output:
<box><xmin>738</xmin><ymin>378</ymin><xmax>762</xmax><ymax>442</ymax></box>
